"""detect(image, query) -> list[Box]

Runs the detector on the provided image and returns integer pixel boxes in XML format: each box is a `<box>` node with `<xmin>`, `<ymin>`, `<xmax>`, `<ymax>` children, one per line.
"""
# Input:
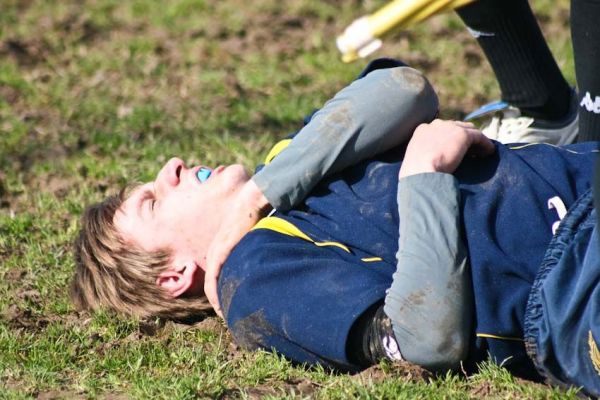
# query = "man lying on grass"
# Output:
<box><xmin>71</xmin><ymin>59</ymin><xmax>600</xmax><ymax>397</ymax></box>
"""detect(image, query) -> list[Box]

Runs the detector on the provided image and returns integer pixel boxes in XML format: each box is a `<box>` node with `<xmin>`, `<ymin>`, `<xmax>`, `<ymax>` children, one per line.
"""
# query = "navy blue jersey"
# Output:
<box><xmin>218</xmin><ymin>142</ymin><xmax>597</xmax><ymax>371</ymax></box>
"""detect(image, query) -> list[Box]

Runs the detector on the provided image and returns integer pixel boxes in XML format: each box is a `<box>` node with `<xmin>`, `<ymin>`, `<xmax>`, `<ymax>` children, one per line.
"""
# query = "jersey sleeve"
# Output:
<box><xmin>218</xmin><ymin>229</ymin><xmax>391</xmax><ymax>371</ymax></box>
<box><xmin>384</xmin><ymin>172</ymin><xmax>473</xmax><ymax>371</ymax></box>
<box><xmin>252</xmin><ymin>63</ymin><xmax>439</xmax><ymax>212</ymax></box>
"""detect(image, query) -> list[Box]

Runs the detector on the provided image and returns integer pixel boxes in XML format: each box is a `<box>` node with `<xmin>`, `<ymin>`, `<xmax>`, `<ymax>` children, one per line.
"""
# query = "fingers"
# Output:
<box><xmin>452</xmin><ymin>120</ymin><xmax>495</xmax><ymax>157</ymax></box>
<box><xmin>438</xmin><ymin>119</ymin><xmax>495</xmax><ymax>156</ymax></box>
<box><xmin>204</xmin><ymin>235</ymin><xmax>232</xmax><ymax>318</ymax></box>
<box><xmin>429</xmin><ymin>119</ymin><xmax>475</xmax><ymax>129</ymax></box>
<box><xmin>467</xmin><ymin>129</ymin><xmax>496</xmax><ymax>156</ymax></box>
<box><xmin>202</xmin><ymin>186</ymin><xmax>268</xmax><ymax>319</ymax></box>
<box><xmin>452</xmin><ymin>120</ymin><xmax>475</xmax><ymax>129</ymax></box>
<box><xmin>204</xmin><ymin>251</ymin><xmax>225</xmax><ymax>318</ymax></box>
<box><xmin>403</xmin><ymin>118</ymin><xmax>495</xmax><ymax>177</ymax></box>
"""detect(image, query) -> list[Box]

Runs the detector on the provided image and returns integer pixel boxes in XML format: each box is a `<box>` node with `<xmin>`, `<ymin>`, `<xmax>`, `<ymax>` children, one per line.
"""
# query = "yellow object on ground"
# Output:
<box><xmin>337</xmin><ymin>0</ymin><xmax>475</xmax><ymax>62</ymax></box>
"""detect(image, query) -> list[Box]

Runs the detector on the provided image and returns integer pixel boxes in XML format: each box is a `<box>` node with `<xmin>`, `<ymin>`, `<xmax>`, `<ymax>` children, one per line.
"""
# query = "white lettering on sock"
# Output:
<box><xmin>466</xmin><ymin>27</ymin><xmax>495</xmax><ymax>38</ymax></box>
<box><xmin>580</xmin><ymin>91</ymin><xmax>600</xmax><ymax>114</ymax></box>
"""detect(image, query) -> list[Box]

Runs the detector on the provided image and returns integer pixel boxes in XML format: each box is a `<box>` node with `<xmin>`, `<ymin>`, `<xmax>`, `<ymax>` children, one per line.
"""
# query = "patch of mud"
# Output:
<box><xmin>231</xmin><ymin>309</ymin><xmax>279</xmax><ymax>351</ymax></box>
<box><xmin>0</xmin><ymin>171</ymin><xmax>18</xmax><ymax>209</ymax></box>
<box><xmin>219</xmin><ymin>378</ymin><xmax>318</xmax><ymax>399</ymax></box>
<box><xmin>0</xmin><ymin>84</ymin><xmax>22</xmax><ymax>104</ymax></box>
<box><xmin>193</xmin><ymin>316</ymin><xmax>229</xmax><ymax>337</ymax></box>
<box><xmin>468</xmin><ymin>376</ymin><xmax>556</xmax><ymax>398</ymax></box>
<box><xmin>219</xmin><ymin>278</ymin><xmax>241</xmax><ymax>318</ymax></box>
<box><xmin>205</xmin><ymin>8</ymin><xmax>338</xmax><ymax>61</ymax></box>
<box><xmin>354</xmin><ymin>361</ymin><xmax>433</xmax><ymax>384</ymax></box>
<box><xmin>0</xmin><ymin>38</ymin><xmax>51</xmax><ymax>67</ymax></box>
<box><xmin>5</xmin><ymin>268</ymin><xmax>27</xmax><ymax>282</ymax></box>
<box><xmin>34</xmin><ymin>390</ymin><xmax>128</xmax><ymax>400</ymax></box>
<box><xmin>390</xmin><ymin>67</ymin><xmax>426</xmax><ymax>92</ymax></box>
<box><xmin>35</xmin><ymin>390</ymin><xmax>87</xmax><ymax>400</ymax></box>
<box><xmin>43</xmin><ymin>175</ymin><xmax>75</xmax><ymax>200</ymax></box>
<box><xmin>469</xmin><ymin>380</ymin><xmax>494</xmax><ymax>398</ymax></box>
<box><xmin>1</xmin><ymin>304</ymin><xmax>49</xmax><ymax>331</ymax></box>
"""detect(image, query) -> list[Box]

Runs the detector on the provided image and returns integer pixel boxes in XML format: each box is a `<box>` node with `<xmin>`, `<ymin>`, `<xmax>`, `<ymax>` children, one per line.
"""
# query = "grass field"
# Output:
<box><xmin>0</xmin><ymin>0</ymin><xmax>583</xmax><ymax>398</ymax></box>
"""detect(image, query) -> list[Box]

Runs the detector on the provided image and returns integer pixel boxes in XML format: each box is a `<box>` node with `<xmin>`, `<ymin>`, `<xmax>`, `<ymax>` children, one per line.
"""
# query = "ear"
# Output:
<box><xmin>156</xmin><ymin>261</ymin><xmax>199</xmax><ymax>298</ymax></box>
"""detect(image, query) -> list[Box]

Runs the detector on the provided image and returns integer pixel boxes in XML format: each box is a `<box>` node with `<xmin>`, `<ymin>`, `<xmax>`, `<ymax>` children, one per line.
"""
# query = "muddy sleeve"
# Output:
<box><xmin>384</xmin><ymin>172</ymin><xmax>472</xmax><ymax>371</ymax></box>
<box><xmin>252</xmin><ymin>66</ymin><xmax>438</xmax><ymax>212</ymax></box>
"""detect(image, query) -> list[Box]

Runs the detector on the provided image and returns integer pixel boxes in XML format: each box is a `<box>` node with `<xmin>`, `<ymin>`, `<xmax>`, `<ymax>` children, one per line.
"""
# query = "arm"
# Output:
<box><xmin>206</xmin><ymin>65</ymin><xmax>439</xmax><ymax>315</ymax></box>
<box><xmin>385</xmin><ymin>120</ymin><xmax>494</xmax><ymax>371</ymax></box>
<box><xmin>385</xmin><ymin>172</ymin><xmax>470</xmax><ymax>371</ymax></box>
<box><xmin>253</xmin><ymin>65</ymin><xmax>439</xmax><ymax>211</ymax></box>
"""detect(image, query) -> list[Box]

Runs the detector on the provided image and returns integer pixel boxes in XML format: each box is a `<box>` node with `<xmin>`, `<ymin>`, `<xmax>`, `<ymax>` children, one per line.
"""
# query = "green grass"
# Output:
<box><xmin>0</xmin><ymin>0</ymin><xmax>580</xmax><ymax>398</ymax></box>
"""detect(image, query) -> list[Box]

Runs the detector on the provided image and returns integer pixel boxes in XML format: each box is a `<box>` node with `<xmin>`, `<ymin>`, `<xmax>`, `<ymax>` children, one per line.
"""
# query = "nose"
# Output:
<box><xmin>155</xmin><ymin>157</ymin><xmax>185</xmax><ymax>194</ymax></box>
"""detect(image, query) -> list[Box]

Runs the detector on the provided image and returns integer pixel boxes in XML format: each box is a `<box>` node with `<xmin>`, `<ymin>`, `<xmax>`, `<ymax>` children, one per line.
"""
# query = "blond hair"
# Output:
<box><xmin>71</xmin><ymin>188</ymin><xmax>213</xmax><ymax>320</ymax></box>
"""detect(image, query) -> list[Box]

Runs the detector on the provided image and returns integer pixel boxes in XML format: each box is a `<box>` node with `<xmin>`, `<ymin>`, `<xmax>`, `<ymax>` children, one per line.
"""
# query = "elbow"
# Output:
<box><xmin>385</xmin><ymin>299</ymin><xmax>471</xmax><ymax>372</ymax></box>
<box><xmin>427</xmin><ymin>331</ymin><xmax>469</xmax><ymax>372</ymax></box>
<box><xmin>384</xmin><ymin>66</ymin><xmax>439</xmax><ymax>122</ymax></box>
<box><xmin>399</xmin><ymin>328</ymin><xmax>469</xmax><ymax>372</ymax></box>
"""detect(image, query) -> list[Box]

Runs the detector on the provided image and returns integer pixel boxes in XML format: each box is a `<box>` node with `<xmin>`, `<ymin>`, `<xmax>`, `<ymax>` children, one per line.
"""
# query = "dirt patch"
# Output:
<box><xmin>469</xmin><ymin>379</ymin><xmax>493</xmax><ymax>398</ymax></box>
<box><xmin>0</xmin><ymin>84</ymin><xmax>22</xmax><ymax>104</ymax></box>
<box><xmin>354</xmin><ymin>361</ymin><xmax>433</xmax><ymax>384</ymax></box>
<box><xmin>5</xmin><ymin>268</ymin><xmax>27</xmax><ymax>282</ymax></box>
<box><xmin>231</xmin><ymin>309</ymin><xmax>279</xmax><ymax>351</ymax></box>
<box><xmin>43</xmin><ymin>175</ymin><xmax>76</xmax><ymax>200</ymax></box>
<box><xmin>0</xmin><ymin>171</ymin><xmax>20</xmax><ymax>209</ymax></box>
<box><xmin>35</xmin><ymin>390</ymin><xmax>86</xmax><ymax>400</ymax></box>
<box><xmin>193</xmin><ymin>316</ymin><xmax>229</xmax><ymax>336</ymax></box>
<box><xmin>219</xmin><ymin>378</ymin><xmax>318</xmax><ymax>399</ymax></box>
<box><xmin>1</xmin><ymin>304</ymin><xmax>49</xmax><ymax>331</ymax></box>
<box><xmin>34</xmin><ymin>390</ymin><xmax>128</xmax><ymax>400</ymax></box>
<box><xmin>0</xmin><ymin>37</ymin><xmax>51</xmax><ymax>67</ymax></box>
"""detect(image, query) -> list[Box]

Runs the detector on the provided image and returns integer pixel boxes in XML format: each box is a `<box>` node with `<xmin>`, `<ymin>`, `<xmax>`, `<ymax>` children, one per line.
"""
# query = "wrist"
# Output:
<box><xmin>398</xmin><ymin>161</ymin><xmax>437</xmax><ymax>179</ymax></box>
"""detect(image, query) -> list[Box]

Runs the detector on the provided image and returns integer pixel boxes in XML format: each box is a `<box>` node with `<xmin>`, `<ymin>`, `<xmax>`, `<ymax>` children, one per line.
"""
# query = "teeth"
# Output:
<box><xmin>196</xmin><ymin>167</ymin><xmax>212</xmax><ymax>182</ymax></box>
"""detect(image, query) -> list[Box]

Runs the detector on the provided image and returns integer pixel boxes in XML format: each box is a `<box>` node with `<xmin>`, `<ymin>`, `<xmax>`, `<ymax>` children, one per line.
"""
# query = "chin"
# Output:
<box><xmin>226</xmin><ymin>164</ymin><xmax>250</xmax><ymax>183</ymax></box>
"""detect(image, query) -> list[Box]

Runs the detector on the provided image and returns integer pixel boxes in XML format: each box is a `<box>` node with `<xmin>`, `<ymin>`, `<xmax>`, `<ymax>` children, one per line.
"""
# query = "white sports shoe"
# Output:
<box><xmin>464</xmin><ymin>96</ymin><xmax>579</xmax><ymax>145</ymax></box>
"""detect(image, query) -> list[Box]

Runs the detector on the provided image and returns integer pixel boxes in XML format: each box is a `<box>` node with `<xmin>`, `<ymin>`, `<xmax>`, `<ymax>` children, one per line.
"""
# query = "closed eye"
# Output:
<box><xmin>139</xmin><ymin>189</ymin><xmax>156</xmax><ymax>214</ymax></box>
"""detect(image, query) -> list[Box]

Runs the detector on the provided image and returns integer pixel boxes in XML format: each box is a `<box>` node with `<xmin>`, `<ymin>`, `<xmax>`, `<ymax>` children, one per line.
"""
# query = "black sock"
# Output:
<box><xmin>572</xmin><ymin>0</ymin><xmax>600</xmax><ymax>142</ymax></box>
<box><xmin>457</xmin><ymin>0</ymin><xmax>572</xmax><ymax>121</ymax></box>
<box><xmin>347</xmin><ymin>303</ymin><xmax>399</xmax><ymax>367</ymax></box>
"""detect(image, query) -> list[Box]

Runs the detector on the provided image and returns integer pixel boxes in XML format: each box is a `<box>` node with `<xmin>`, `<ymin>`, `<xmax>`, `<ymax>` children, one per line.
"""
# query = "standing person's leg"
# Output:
<box><xmin>572</xmin><ymin>0</ymin><xmax>600</xmax><ymax>142</ymax></box>
<box><xmin>457</xmin><ymin>0</ymin><xmax>578</xmax><ymax>144</ymax></box>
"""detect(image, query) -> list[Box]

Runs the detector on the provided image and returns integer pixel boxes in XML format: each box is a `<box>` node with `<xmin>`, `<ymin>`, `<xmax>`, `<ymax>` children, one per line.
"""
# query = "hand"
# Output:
<box><xmin>399</xmin><ymin>119</ymin><xmax>495</xmax><ymax>178</ymax></box>
<box><xmin>204</xmin><ymin>179</ymin><xmax>271</xmax><ymax>318</ymax></box>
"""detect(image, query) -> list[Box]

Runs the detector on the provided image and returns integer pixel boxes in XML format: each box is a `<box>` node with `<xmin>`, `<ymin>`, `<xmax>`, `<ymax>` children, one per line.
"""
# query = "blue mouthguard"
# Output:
<box><xmin>196</xmin><ymin>167</ymin><xmax>212</xmax><ymax>182</ymax></box>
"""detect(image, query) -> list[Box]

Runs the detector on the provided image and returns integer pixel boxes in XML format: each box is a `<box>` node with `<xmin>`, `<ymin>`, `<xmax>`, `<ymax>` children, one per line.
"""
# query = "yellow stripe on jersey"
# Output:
<box><xmin>361</xmin><ymin>257</ymin><xmax>383</xmax><ymax>262</ymax></box>
<box><xmin>476</xmin><ymin>333</ymin><xmax>524</xmax><ymax>341</ymax></box>
<box><xmin>264</xmin><ymin>139</ymin><xmax>292</xmax><ymax>164</ymax></box>
<box><xmin>252</xmin><ymin>216</ymin><xmax>351</xmax><ymax>253</ymax></box>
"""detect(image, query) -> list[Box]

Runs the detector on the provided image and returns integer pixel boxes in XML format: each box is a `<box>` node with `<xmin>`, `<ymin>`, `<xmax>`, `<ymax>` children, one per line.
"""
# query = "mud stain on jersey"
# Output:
<box><xmin>317</xmin><ymin>101</ymin><xmax>352</xmax><ymax>144</ymax></box>
<box><xmin>407</xmin><ymin>289</ymin><xmax>425</xmax><ymax>306</ymax></box>
<box><xmin>232</xmin><ymin>309</ymin><xmax>278</xmax><ymax>351</ymax></box>
<box><xmin>219</xmin><ymin>277</ymin><xmax>241</xmax><ymax>318</ymax></box>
